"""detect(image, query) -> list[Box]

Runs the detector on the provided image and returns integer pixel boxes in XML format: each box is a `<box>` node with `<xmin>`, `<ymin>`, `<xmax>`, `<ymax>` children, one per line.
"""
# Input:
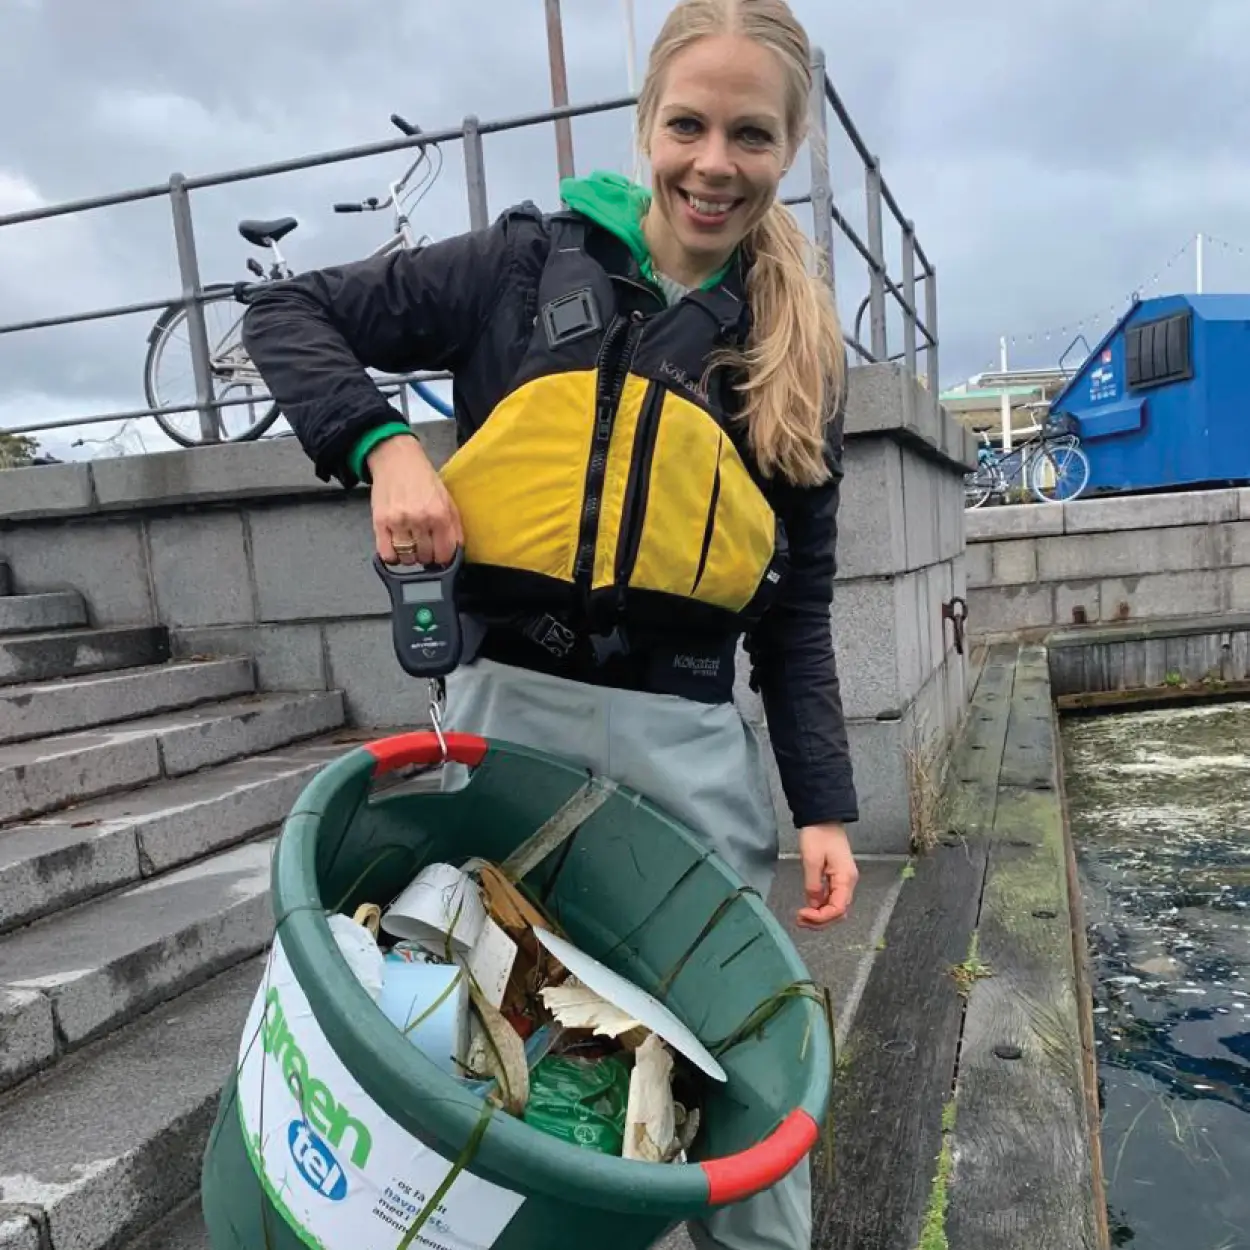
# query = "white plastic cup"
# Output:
<box><xmin>380</xmin><ymin>863</ymin><xmax>486</xmax><ymax>956</ymax></box>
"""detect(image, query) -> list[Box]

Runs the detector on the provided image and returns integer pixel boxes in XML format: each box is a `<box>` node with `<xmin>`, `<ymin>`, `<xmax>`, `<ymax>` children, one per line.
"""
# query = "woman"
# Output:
<box><xmin>244</xmin><ymin>1</ymin><xmax>857</xmax><ymax>1245</ymax></box>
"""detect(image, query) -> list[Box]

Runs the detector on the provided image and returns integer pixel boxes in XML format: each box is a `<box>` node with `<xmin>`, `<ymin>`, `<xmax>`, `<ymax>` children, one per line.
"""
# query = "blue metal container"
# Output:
<box><xmin>1049</xmin><ymin>292</ymin><xmax>1250</xmax><ymax>494</ymax></box>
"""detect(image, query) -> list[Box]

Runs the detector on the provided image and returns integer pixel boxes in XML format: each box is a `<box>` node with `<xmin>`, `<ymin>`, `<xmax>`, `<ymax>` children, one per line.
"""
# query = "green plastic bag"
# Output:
<box><xmin>522</xmin><ymin>1052</ymin><xmax>632</xmax><ymax>1154</ymax></box>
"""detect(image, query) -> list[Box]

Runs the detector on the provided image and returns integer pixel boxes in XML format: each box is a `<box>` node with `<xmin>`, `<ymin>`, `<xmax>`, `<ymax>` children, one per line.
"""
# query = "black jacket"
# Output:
<box><xmin>241</xmin><ymin>203</ymin><xmax>859</xmax><ymax>830</ymax></box>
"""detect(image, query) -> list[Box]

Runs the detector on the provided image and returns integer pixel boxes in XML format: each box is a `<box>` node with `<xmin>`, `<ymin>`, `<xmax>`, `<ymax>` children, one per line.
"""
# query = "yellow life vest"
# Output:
<box><xmin>439</xmin><ymin>215</ymin><xmax>788</xmax><ymax>639</ymax></box>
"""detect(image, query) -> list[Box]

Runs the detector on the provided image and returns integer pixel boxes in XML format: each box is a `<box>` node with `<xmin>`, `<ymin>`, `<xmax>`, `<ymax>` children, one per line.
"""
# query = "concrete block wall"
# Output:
<box><xmin>966</xmin><ymin>486</ymin><xmax>1250</xmax><ymax>637</ymax></box>
<box><xmin>1</xmin><ymin>369</ymin><xmax>977</xmax><ymax>856</ymax></box>
<box><xmin>0</xmin><ymin>425</ymin><xmax>452</xmax><ymax>729</ymax></box>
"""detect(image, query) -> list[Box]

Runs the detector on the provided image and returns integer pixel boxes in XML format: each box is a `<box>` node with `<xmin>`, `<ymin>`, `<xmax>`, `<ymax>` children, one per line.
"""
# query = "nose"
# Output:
<box><xmin>693</xmin><ymin>128</ymin><xmax>735</xmax><ymax>181</ymax></box>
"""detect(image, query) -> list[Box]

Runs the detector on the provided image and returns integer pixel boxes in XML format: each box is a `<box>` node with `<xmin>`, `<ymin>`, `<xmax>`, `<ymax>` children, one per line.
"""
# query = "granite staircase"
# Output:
<box><xmin>0</xmin><ymin>561</ymin><xmax>351</xmax><ymax>1250</ymax></box>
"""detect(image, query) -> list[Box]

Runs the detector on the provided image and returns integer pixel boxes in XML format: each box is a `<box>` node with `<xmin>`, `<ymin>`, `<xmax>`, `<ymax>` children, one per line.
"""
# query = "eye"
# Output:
<box><xmin>739</xmin><ymin>126</ymin><xmax>776</xmax><ymax>147</ymax></box>
<box><xmin>666</xmin><ymin>115</ymin><xmax>703</xmax><ymax>137</ymax></box>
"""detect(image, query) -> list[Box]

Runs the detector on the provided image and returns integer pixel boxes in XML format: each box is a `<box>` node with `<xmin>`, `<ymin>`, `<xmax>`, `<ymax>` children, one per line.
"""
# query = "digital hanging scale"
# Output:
<box><xmin>372</xmin><ymin>547</ymin><xmax>465</xmax><ymax>678</ymax></box>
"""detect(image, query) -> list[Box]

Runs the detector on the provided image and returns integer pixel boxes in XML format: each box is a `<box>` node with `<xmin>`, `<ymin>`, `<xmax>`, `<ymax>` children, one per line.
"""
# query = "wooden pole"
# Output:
<box><xmin>544</xmin><ymin>0</ymin><xmax>575</xmax><ymax>182</ymax></box>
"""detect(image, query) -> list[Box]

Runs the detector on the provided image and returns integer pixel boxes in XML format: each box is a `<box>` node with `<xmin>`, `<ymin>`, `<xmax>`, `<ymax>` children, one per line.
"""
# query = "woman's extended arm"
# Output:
<box><xmin>746</xmin><ymin>396</ymin><xmax>860</xmax><ymax>926</ymax></box>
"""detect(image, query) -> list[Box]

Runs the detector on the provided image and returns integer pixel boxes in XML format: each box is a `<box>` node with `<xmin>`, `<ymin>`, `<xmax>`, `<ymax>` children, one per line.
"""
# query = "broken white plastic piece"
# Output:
<box><xmin>463</xmin><ymin>914</ymin><xmax>519</xmax><ymax>1010</ymax></box>
<box><xmin>531</xmin><ymin>926</ymin><xmax>727</xmax><ymax>1082</ymax></box>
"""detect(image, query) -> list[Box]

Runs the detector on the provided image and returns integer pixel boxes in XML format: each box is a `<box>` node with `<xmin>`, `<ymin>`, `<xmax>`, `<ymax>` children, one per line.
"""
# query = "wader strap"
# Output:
<box><xmin>474</xmin><ymin>613</ymin><xmax>737</xmax><ymax>704</ymax></box>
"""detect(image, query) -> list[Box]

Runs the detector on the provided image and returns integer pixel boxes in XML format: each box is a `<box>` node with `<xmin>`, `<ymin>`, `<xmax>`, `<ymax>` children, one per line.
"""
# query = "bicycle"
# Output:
<box><xmin>964</xmin><ymin>412</ymin><xmax>1091</xmax><ymax>508</ymax></box>
<box><xmin>142</xmin><ymin>112</ymin><xmax>454</xmax><ymax>448</ymax></box>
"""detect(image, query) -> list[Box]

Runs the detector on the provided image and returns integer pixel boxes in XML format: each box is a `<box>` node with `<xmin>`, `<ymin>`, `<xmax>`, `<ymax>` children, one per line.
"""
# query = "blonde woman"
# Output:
<box><xmin>244</xmin><ymin>1</ymin><xmax>857</xmax><ymax>1244</ymax></box>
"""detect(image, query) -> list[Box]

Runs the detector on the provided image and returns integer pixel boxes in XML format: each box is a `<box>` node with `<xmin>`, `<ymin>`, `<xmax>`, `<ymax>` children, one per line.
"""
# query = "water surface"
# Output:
<box><xmin>1063</xmin><ymin>701</ymin><xmax>1250</xmax><ymax>1250</ymax></box>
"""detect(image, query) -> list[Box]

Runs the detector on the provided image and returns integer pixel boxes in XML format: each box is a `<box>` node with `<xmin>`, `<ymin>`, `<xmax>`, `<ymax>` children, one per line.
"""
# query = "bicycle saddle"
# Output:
<box><xmin>238</xmin><ymin>217</ymin><xmax>298</xmax><ymax>247</ymax></box>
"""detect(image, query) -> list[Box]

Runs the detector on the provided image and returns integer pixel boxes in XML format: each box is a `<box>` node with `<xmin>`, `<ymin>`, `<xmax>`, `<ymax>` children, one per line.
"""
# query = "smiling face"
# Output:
<box><xmin>641</xmin><ymin>33</ymin><xmax>795</xmax><ymax>288</ymax></box>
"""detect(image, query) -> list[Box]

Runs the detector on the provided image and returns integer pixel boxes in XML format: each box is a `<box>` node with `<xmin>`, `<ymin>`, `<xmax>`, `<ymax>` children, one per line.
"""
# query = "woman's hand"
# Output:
<box><xmin>796</xmin><ymin>822</ymin><xmax>858</xmax><ymax>929</ymax></box>
<box><xmin>367</xmin><ymin>434</ymin><xmax>464</xmax><ymax>567</ymax></box>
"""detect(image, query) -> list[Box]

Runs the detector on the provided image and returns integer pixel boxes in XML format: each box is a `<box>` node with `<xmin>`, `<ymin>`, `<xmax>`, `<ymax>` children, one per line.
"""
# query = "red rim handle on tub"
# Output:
<box><xmin>364</xmin><ymin>731</ymin><xmax>488</xmax><ymax>775</ymax></box>
<box><xmin>701</xmin><ymin>1110</ymin><xmax>819</xmax><ymax>1205</ymax></box>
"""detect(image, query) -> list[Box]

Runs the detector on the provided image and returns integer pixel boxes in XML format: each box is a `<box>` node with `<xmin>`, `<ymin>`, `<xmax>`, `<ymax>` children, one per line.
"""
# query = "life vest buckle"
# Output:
<box><xmin>521</xmin><ymin>613</ymin><xmax>578</xmax><ymax>659</ymax></box>
<box><xmin>541</xmin><ymin>287</ymin><xmax>602</xmax><ymax>349</ymax></box>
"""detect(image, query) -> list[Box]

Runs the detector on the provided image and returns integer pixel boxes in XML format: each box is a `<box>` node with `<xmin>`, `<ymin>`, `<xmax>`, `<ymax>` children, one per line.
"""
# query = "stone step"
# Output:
<box><xmin>0</xmin><ymin>840</ymin><xmax>273</xmax><ymax>1093</ymax></box>
<box><xmin>0</xmin><ymin>1214</ymin><xmax>40</xmax><ymax>1250</ymax></box>
<box><xmin>0</xmin><ymin>957</ymin><xmax>263</xmax><ymax>1250</ymax></box>
<box><xmin>0</xmin><ymin>736</ymin><xmax>348</xmax><ymax>934</ymax></box>
<box><xmin>0</xmin><ymin>624</ymin><xmax>169</xmax><ymax>687</ymax></box>
<box><xmin>0</xmin><ymin>590</ymin><xmax>86</xmax><ymax>636</ymax></box>
<box><xmin>0</xmin><ymin>689</ymin><xmax>345</xmax><ymax>824</ymax></box>
<box><xmin>0</xmin><ymin>656</ymin><xmax>256</xmax><ymax>745</ymax></box>
<box><xmin>121</xmin><ymin>1197</ymin><xmax>208</xmax><ymax>1250</ymax></box>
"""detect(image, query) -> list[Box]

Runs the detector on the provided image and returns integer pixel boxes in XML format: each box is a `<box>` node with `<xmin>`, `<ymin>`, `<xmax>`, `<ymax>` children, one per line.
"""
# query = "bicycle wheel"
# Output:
<box><xmin>143</xmin><ymin>283</ymin><xmax>281</xmax><ymax>447</ymax></box>
<box><xmin>1030</xmin><ymin>440</ymin><xmax>1090</xmax><ymax>502</ymax></box>
<box><xmin>964</xmin><ymin>468</ymin><xmax>993</xmax><ymax>509</ymax></box>
<box><xmin>410</xmin><ymin>379</ymin><xmax>454</xmax><ymax>418</ymax></box>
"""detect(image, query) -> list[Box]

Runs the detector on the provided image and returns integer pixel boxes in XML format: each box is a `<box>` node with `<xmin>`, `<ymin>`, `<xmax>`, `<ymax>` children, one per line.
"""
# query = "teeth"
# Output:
<box><xmin>687</xmin><ymin>194</ymin><xmax>734</xmax><ymax>216</ymax></box>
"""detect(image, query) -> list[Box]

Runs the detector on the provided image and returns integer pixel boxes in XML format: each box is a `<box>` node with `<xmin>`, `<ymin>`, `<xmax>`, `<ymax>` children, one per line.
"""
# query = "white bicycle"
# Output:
<box><xmin>142</xmin><ymin>113</ymin><xmax>451</xmax><ymax>447</ymax></box>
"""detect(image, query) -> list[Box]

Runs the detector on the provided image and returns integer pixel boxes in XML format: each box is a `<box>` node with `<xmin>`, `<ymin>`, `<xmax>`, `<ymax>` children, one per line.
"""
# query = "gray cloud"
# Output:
<box><xmin>2</xmin><ymin>0</ymin><xmax>1249</xmax><ymax>458</ymax></box>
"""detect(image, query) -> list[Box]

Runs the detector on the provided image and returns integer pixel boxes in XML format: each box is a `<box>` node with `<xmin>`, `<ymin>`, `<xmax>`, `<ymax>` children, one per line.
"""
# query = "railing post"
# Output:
<box><xmin>902</xmin><ymin>219</ymin><xmax>917</xmax><ymax>381</ymax></box>
<box><xmin>544</xmin><ymin>0</ymin><xmax>576</xmax><ymax>182</ymax></box>
<box><xmin>865</xmin><ymin>156</ymin><xmax>887</xmax><ymax>362</ymax></box>
<box><xmin>806</xmin><ymin>49</ymin><xmax>836</xmax><ymax>295</ymax></box>
<box><xmin>168</xmin><ymin>173</ymin><xmax>220</xmax><ymax>443</ymax></box>
<box><xmin>462</xmin><ymin>116</ymin><xmax>490</xmax><ymax>232</ymax></box>
<box><xmin>925</xmin><ymin>264</ymin><xmax>940</xmax><ymax>417</ymax></box>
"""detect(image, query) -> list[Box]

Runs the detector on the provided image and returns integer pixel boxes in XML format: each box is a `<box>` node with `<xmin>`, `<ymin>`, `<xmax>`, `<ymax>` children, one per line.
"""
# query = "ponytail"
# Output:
<box><xmin>714</xmin><ymin>200</ymin><xmax>846</xmax><ymax>489</ymax></box>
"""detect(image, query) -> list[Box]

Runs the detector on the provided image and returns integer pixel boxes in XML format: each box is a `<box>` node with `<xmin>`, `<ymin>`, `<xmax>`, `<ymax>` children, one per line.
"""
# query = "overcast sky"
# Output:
<box><xmin>3</xmin><ymin>0</ymin><xmax>1249</xmax><ymax>460</ymax></box>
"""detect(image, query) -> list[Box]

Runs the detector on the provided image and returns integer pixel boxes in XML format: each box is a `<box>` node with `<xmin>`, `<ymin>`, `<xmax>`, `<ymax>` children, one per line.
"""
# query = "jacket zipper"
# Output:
<box><xmin>691</xmin><ymin>435</ymin><xmax>722</xmax><ymax>595</ymax></box>
<box><xmin>614</xmin><ymin>379</ymin><xmax>664</xmax><ymax>587</ymax></box>
<box><xmin>573</xmin><ymin>310</ymin><xmax>644</xmax><ymax>595</ymax></box>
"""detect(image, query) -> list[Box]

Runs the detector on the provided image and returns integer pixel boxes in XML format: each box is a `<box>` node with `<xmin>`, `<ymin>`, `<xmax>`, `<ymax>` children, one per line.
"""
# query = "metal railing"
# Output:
<box><xmin>0</xmin><ymin>47</ymin><xmax>938</xmax><ymax>447</ymax></box>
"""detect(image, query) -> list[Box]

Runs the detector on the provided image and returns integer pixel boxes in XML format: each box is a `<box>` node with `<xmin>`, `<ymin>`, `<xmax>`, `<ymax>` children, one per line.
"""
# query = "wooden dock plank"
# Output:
<box><xmin>944</xmin><ymin>648</ymin><xmax>1102</xmax><ymax>1250</ymax></box>
<box><xmin>943</xmin><ymin>642</ymin><xmax>1017</xmax><ymax>840</ymax></box>
<box><xmin>813</xmin><ymin>839</ymin><xmax>988</xmax><ymax>1250</ymax></box>
<box><xmin>996</xmin><ymin>645</ymin><xmax>1054</xmax><ymax>792</ymax></box>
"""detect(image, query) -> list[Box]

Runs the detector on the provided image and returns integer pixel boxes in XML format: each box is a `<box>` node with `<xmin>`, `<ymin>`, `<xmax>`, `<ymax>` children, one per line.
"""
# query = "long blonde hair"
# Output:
<box><xmin>636</xmin><ymin>0</ymin><xmax>846</xmax><ymax>488</ymax></box>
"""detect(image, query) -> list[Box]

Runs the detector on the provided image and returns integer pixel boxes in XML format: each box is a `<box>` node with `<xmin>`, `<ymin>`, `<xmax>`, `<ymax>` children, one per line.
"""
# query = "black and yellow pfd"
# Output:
<box><xmin>440</xmin><ymin>213</ymin><xmax>790</xmax><ymax>663</ymax></box>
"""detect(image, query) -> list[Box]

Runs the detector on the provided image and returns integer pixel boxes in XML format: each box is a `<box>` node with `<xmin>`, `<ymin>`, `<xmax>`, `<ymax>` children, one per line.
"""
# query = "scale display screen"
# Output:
<box><xmin>401</xmin><ymin>581</ymin><xmax>443</xmax><ymax>604</ymax></box>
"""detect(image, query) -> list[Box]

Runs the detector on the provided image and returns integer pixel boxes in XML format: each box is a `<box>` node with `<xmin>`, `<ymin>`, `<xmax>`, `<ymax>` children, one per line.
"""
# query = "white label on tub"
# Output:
<box><xmin>235</xmin><ymin>935</ymin><xmax>525</xmax><ymax>1250</ymax></box>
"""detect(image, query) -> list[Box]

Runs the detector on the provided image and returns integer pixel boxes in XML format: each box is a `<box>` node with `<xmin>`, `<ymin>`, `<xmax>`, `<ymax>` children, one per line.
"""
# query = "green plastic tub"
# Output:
<box><xmin>201</xmin><ymin>729</ymin><xmax>831</xmax><ymax>1250</ymax></box>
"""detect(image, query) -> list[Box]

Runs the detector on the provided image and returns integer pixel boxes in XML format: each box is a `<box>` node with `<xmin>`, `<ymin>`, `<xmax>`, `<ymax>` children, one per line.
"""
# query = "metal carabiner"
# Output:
<box><xmin>427</xmin><ymin>676</ymin><xmax>449</xmax><ymax>762</ymax></box>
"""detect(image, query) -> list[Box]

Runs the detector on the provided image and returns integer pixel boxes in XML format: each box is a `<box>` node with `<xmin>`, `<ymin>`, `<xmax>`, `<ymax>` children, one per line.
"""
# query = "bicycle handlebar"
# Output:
<box><xmin>334</xmin><ymin>202</ymin><xmax>364</xmax><ymax>213</ymax></box>
<box><xmin>391</xmin><ymin>113</ymin><xmax>422</xmax><ymax>138</ymax></box>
